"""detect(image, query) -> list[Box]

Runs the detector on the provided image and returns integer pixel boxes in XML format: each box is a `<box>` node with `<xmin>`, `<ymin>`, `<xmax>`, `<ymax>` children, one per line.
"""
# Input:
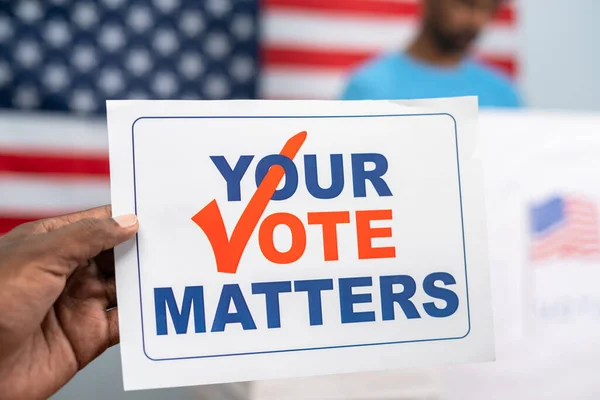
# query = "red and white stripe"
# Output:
<box><xmin>0</xmin><ymin>112</ymin><xmax>110</xmax><ymax>235</ymax></box>
<box><xmin>261</xmin><ymin>0</ymin><xmax>519</xmax><ymax>99</ymax></box>
<box><xmin>530</xmin><ymin>198</ymin><xmax>600</xmax><ymax>262</ymax></box>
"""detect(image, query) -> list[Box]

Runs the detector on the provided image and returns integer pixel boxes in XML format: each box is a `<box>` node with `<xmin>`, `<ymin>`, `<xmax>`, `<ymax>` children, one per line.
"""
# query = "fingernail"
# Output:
<box><xmin>114</xmin><ymin>214</ymin><xmax>138</xmax><ymax>228</ymax></box>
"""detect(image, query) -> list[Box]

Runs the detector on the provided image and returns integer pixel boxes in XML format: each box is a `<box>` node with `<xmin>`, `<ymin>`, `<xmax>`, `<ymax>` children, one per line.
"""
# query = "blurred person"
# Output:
<box><xmin>0</xmin><ymin>206</ymin><xmax>138</xmax><ymax>400</ymax></box>
<box><xmin>341</xmin><ymin>0</ymin><xmax>522</xmax><ymax>107</ymax></box>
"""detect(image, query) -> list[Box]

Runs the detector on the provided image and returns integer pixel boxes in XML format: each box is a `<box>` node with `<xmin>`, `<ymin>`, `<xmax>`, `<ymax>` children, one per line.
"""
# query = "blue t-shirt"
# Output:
<box><xmin>341</xmin><ymin>52</ymin><xmax>522</xmax><ymax>108</ymax></box>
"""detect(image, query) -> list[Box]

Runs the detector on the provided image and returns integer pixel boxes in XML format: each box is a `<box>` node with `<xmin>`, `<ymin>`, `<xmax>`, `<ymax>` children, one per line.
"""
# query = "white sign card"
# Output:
<box><xmin>107</xmin><ymin>97</ymin><xmax>494</xmax><ymax>391</ymax></box>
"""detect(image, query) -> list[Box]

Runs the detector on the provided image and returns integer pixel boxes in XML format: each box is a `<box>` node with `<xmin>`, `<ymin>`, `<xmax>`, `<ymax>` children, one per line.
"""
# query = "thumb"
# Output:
<box><xmin>43</xmin><ymin>214</ymin><xmax>138</xmax><ymax>276</ymax></box>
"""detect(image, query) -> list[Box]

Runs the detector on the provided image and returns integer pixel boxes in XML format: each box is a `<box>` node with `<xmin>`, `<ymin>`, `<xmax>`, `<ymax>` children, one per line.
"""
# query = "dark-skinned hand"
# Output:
<box><xmin>0</xmin><ymin>206</ymin><xmax>138</xmax><ymax>400</ymax></box>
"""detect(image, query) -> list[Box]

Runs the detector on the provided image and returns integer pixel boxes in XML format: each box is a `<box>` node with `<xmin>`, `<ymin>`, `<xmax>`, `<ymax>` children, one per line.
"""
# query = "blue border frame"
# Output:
<box><xmin>131</xmin><ymin>113</ymin><xmax>471</xmax><ymax>362</ymax></box>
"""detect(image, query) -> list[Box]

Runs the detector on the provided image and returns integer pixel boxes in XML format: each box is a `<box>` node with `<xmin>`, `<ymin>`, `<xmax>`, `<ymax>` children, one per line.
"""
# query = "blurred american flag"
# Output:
<box><xmin>0</xmin><ymin>0</ymin><xmax>518</xmax><ymax>234</ymax></box>
<box><xmin>530</xmin><ymin>196</ymin><xmax>600</xmax><ymax>262</ymax></box>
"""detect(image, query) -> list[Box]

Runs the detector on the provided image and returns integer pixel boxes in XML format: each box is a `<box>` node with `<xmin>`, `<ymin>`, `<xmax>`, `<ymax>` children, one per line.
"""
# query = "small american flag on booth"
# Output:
<box><xmin>529</xmin><ymin>195</ymin><xmax>600</xmax><ymax>262</ymax></box>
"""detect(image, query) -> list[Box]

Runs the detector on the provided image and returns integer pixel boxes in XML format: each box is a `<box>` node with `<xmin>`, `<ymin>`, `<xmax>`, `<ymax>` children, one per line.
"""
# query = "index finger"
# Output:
<box><xmin>42</xmin><ymin>205</ymin><xmax>113</xmax><ymax>232</ymax></box>
<box><xmin>41</xmin><ymin>214</ymin><xmax>138</xmax><ymax>277</ymax></box>
<box><xmin>2</xmin><ymin>205</ymin><xmax>113</xmax><ymax>240</ymax></box>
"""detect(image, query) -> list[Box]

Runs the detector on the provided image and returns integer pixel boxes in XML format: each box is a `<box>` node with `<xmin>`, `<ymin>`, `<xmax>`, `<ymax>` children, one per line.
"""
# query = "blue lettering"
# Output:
<box><xmin>380</xmin><ymin>275</ymin><xmax>420</xmax><ymax>320</ymax></box>
<box><xmin>339</xmin><ymin>277</ymin><xmax>376</xmax><ymax>323</ymax></box>
<box><xmin>255</xmin><ymin>154</ymin><xmax>298</xmax><ymax>201</ymax></box>
<box><xmin>423</xmin><ymin>272</ymin><xmax>459</xmax><ymax>318</ymax></box>
<box><xmin>252</xmin><ymin>281</ymin><xmax>292</xmax><ymax>328</ymax></box>
<box><xmin>351</xmin><ymin>153</ymin><xmax>392</xmax><ymax>198</ymax></box>
<box><xmin>154</xmin><ymin>286</ymin><xmax>206</xmax><ymax>335</ymax></box>
<box><xmin>304</xmin><ymin>154</ymin><xmax>344</xmax><ymax>199</ymax></box>
<box><xmin>211</xmin><ymin>284</ymin><xmax>257</xmax><ymax>332</ymax></box>
<box><xmin>294</xmin><ymin>279</ymin><xmax>334</xmax><ymax>326</ymax></box>
<box><xmin>210</xmin><ymin>155</ymin><xmax>254</xmax><ymax>202</ymax></box>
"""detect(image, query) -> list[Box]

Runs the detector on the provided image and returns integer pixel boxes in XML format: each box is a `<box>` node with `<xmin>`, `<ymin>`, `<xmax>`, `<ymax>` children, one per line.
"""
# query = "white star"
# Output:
<box><xmin>230</xmin><ymin>55</ymin><xmax>254</xmax><ymax>83</ymax></box>
<box><xmin>178</xmin><ymin>52</ymin><xmax>204</xmax><ymax>79</ymax></box>
<box><xmin>231</xmin><ymin>14</ymin><xmax>255</xmax><ymax>41</ymax></box>
<box><xmin>45</xmin><ymin>19</ymin><xmax>71</xmax><ymax>48</ymax></box>
<box><xmin>205</xmin><ymin>33</ymin><xmax>230</xmax><ymax>60</ymax></box>
<box><xmin>98</xmin><ymin>68</ymin><xmax>125</xmax><ymax>96</ymax></box>
<box><xmin>42</xmin><ymin>63</ymin><xmax>69</xmax><ymax>92</ymax></box>
<box><xmin>15</xmin><ymin>40</ymin><xmax>42</xmax><ymax>68</ymax></box>
<box><xmin>153</xmin><ymin>28</ymin><xmax>179</xmax><ymax>56</ymax></box>
<box><xmin>0</xmin><ymin>62</ymin><xmax>12</xmax><ymax>88</ymax></box>
<box><xmin>14</xmin><ymin>85</ymin><xmax>40</xmax><ymax>109</ymax></box>
<box><xmin>73</xmin><ymin>2</ymin><xmax>99</xmax><ymax>29</ymax></box>
<box><xmin>180</xmin><ymin>12</ymin><xmax>204</xmax><ymax>37</ymax></box>
<box><xmin>152</xmin><ymin>71</ymin><xmax>178</xmax><ymax>98</ymax></box>
<box><xmin>16</xmin><ymin>1</ymin><xmax>43</xmax><ymax>23</ymax></box>
<box><xmin>127</xmin><ymin>5</ymin><xmax>153</xmax><ymax>34</ymax></box>
<box><xmin>126</xmin><ymin>48</ymin><xmax>152</xmax><ymax>76</ymax></box>
<box><xmin>206</xmin><ymin>0</ymin><xmax>231</xmax><ymax>18</ymax></box>
<box><xmin>99</xmin><ymin>24</ymin><xmax>126</xmax><ymax>52</ymax></box>
<box><xmin>204</xmin><ymin>74</ymin><xmax>230</xmax><ymax>99</ymax></box>
<box><xmin>70</xmin><ymin>89</ymin><xmax>97</xmax><ymax>113</ymax></box>
<box><xmin>153</xmin><ymin>0</ymin><xmax>180</xmax><ymax>14</ymax></box>
<box><xmin>0</xmin><ymin>17</ymin><xmax>13</xmax><ymax>41</ymax></box>
<box><xmin>72</xmin><ymin>45</ymin><xmax>97</xmax><ymax>72</ymax></box>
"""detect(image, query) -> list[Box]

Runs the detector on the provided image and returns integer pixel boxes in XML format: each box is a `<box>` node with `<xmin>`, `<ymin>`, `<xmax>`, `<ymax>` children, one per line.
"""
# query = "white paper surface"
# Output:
<box><xmin>106</xmin><ymin>97</ymin><xmax>494</xmax><ymax>391</ymax></box>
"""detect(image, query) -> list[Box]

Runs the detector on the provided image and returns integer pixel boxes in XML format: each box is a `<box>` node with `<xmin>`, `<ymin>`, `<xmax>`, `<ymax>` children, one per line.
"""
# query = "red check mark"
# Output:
<box><xmin>192</xmin><ymin>131</ymin><xmax>307</xmax><ymax>274</ymax></box>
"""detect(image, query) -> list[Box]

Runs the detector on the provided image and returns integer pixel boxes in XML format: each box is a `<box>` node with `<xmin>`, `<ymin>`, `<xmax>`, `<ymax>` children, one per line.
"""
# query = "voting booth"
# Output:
<box><xmin>442</xmin><ymin>111</ymin><xmax>600</xmax><ymax>400</ymax></box>
<box><xmin>251</xmin><ymin>110</ymin><xmax>600</xmax><ymax>400</ymax></box>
